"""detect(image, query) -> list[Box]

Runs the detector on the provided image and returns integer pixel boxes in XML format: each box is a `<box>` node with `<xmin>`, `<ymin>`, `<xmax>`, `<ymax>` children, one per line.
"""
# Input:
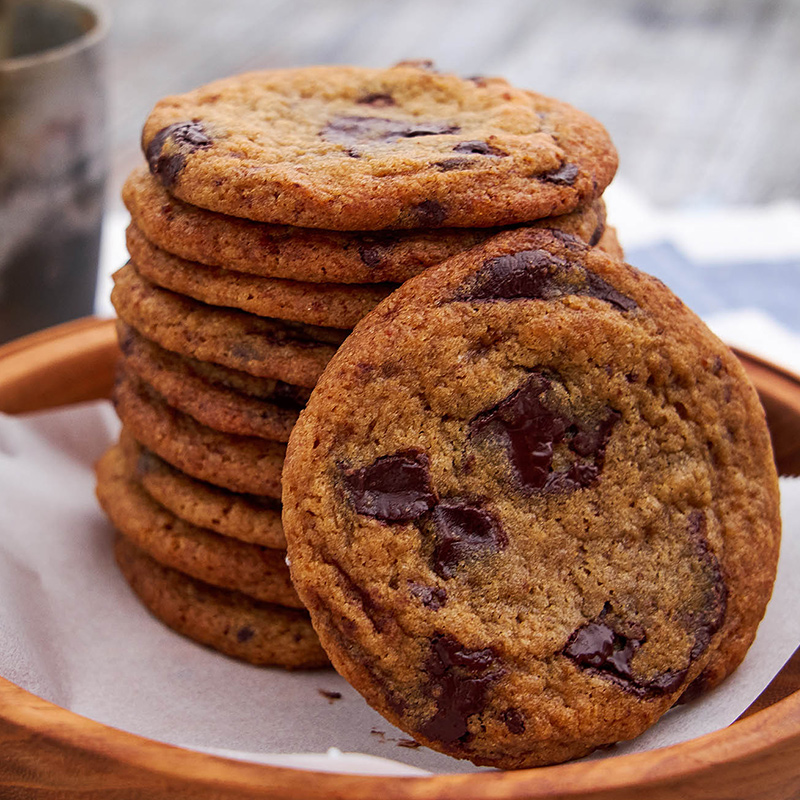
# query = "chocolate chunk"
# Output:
<box><xmin>471</xmin><ymin>375</ymin><xmax>620</xmax><ymax>493</ymax></box>
<box><xmin>358</xmin><ymin>244</ymin><xmax>383</xmax><ymax>269</ymax></box>
<box><xmin>408</xmin><ymin>581</ymin><xmax>448</xmax><ymax>609</ymax></box>
<box><xmin>418</xmin><ymin>635</ymin><xmax>504</xmax><ymax>744</ymax></box>
<box><xmin>236</xmin><ymin>626</ymin><xmax>255</xmax><ymax>643</ymax></box>
<box><xmin>454</xmin><ymin>249</ymin><xmax>567</xmax><ymax>302</ymax></box>
<box><xmin>452</xmin><ymin>247</ymin><xmax>637</xmax><ymax>312</ymax></box>
<box><xmin>538</xmin><ymin>162</ymin><xmax>579</xmax><ymax>185</ymax></box>
<box><xmin>357</xmin><ymin>92</ymin><xmax>396</xmax><ymax>107</ymax></box>
<box><xmin>685</xmin><ymin>511</ymin><xmax>727</xmax><ymax>661</ymax></box>
<box><xmin>342</xmin><ymin>450</ymin><xmax>437</xmax><ymax>521</ymax></box>
<box><xmin>583</xmin><ymin>271</ymin><xmax>638</xmax><ymax>312</ymax></box>
<box><xmin>502</xmin><ymin>708</ymin><xmax>526</xmax><ymax>734</ymax></box>
<box><xmin>452</xmin><ymin>140</ymin><xmax>507</xmax><ymax>157</ymax></box>
<box><xmin>146</xmin><ymin>121</ymin><xmax>212</xmax><ymax>187</ymax></box>
<box><xmin>471</xmin><ymin>374</ymin><xmax>564</xmax><ymax>490</ymax></box>
<box><xmin>431</xmin><ymin>499</ymin><xmax>507</xmax><ymax>579</ymax></box>
<box><xmin>322</xmin><ymin>116</ymin><xmax>459</xmax><ymax>146</ymax></box>
<box><xmin>435</xmin><ymin>157</ymin><xmax>472</xmax><ymax>172</ymax></box>
<box><xmin>564</xmin><ymin>605</ymin><xmax>687</xmax><ymax>696</ymax></box>
<box><xmin>318</xmin><ymin>689</ymin><xmax>342</xmax><ymax>703</ymax></box>
<box><xmin>413</xmin><ymin>199</ymin><xmax>447</xmax><ymax>226</ymax></box>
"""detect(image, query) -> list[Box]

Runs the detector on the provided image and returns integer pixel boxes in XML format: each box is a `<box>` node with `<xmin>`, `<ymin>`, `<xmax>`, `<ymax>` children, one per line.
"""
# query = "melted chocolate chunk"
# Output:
<box><xmin>431</xmin><ymin>499</ymin><xmax>507</xmax><ymax>579</ymax></box>
<box><xmin>685</xmin><ymin>511</ymin><xmax>727</xmax><ymax>661</ymax></box>
<box><xmin>236</xmin><ymin>626</ymin><xmax>255</xmax><ymax>643</ymax></box>
<box><xmin>538</xmin><ymin>162</ymin><xmax>579</xmax><ymax>185</ymax></box>
<box><xmin>454</xmin><ymin>249</ymin><xmax>566</xmax><ymax>302</ymax></box>
<box><xmin>146</xmin><ymin>121</ymin><xmax>212</xmax><ymax>187</ymax></box>
<box><xmin>452</xmin><ymin>247</ymin><xmax>637</xmax><ymax>312</ymax></box>
<box><xmin>418</xmin><ymin>635</ymin><xmax>503</xmax><ymax>744</ymax></box>
<box><xmin>583</xmin><ymin>271</ymin><xmax>638</xmax><ymax>312</ymax></box>
<box><xmin>502</xmin><ymin>707</ymin><xmax>526</xmax><ymax>734</ymax></box>
<box><xmin>435</xmin><ymin>157</ymin><xmax>472</xmax><ymax>172</ymax></box>
<box><xmin>564</xmin><ymin>605</ymin><xmax>687</xmax><ymax>696</ymax></box>
<box><xmin>452</xmin><ymin>140</ymin><xmax>507</xmax><ymax>157</ymax></box>
<box><xmin>342</xmin><ymin>450</ymin><xmax>437</xmax><ymax>521</ymax></box>
<box><xmin>471</xmin><ymin>375</ymin><xmax>620</xmax><ymax>493</ymax></box>
<box><xmin>322</xmin><ymin>116</ymin><xmax>459</xmax><ymax>146</ymax></box>
<box><xmin>408</xmin><ymin>582</ymin><xmax>448</xmax><ymax>610</ymax></box>
<box><xmin>413</xmin><ymin>199</ymin><xmax>448</xmax><ymax>226</ymax></box>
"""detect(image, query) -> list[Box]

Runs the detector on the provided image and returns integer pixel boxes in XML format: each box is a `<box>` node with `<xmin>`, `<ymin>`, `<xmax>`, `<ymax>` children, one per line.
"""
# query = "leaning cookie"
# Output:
<box><xmin>115</xmin><ymin>536</ymin><xmax>327</xmax><ymax>668</ymax></box>
<box><xmin>282</xmin><ymin>228</ymin><xmax>780</xmax><ymax>768</ymax></box>
<box><xmin>141</xmin><ymin>62</ymin><xmax>617</xmax><ymax>230</ymax></box>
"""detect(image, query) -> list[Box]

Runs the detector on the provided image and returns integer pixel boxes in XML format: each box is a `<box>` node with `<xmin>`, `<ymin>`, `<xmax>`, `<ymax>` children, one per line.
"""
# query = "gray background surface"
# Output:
<box><xmin>104</xmin><ymin>0</ymin><xmax>800</xmax><ymax>210</ymax></box>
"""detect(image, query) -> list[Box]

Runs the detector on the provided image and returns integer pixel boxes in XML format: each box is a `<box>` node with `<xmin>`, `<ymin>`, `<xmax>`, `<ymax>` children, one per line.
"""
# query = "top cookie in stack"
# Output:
<box><xmin>99</xmin><ymin>61</ymin><xmax>623</xmax><ymax>668</ymax></box>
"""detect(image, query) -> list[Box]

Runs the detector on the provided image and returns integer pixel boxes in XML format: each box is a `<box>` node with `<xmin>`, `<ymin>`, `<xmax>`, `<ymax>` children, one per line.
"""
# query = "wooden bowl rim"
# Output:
<box><xmin>1</xmin><ymin>316</ymin><xmax>798</xmax><ymax>797</ymax></box>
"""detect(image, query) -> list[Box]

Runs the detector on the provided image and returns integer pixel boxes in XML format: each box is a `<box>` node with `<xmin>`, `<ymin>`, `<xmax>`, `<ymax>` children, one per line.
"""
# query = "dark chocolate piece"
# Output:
<box><xmin>236</xmin><ymin>626</ymin><xmax>255</xmax><ymax>643</ymax></box>
<box><xmin>322</xmin><ymin>116</ymin><xmax>459</xmax><ymax>146</ymax></box>
<box><xmin>146</xmin><ymin>121</ymin><xmax>212</xmax><ymax>187</ymax></box>
<box><xmin>342</xmin><ymin>450</ymin><xmax>437</xmax><ymax>521</ymax></box>
<box><xmin>413</xmin><ymin>199</ymin><xmax>448</xmax><ymax>226</ymax></box>
<box><xmin>418</xmin><ymin>635</ymin><xmax>503</xmax><ymax>744</ymax></box>
<box><xmin>471</xmin><ymin>374</ymin><xmax>620</xmax><ymax>493</ymax></box>
<box><xmin>539</xmin><ymin>162</ymin><xmax>579</xmax><ymax>185</ymax></box>
<box><xmin>502</xmin><ymin>707</ymin><xmax>526</xmax><ymax>734</ymax></box>
<box><xmin>318</xmin><ymin>689</ymin><xmax>342</xmax><ymax>703</ymax></box>
<box><xmin>452</xmin><ymin>140</ymin><xmax>507</xmax><ymax>157</ymax></box>
<box><xmin>408</xmin><ymin>581</ymin><xmax>448</xmax><ymax>610</ymax></box>
<box><xmin>564</xmin><ymin>605</ymin><xmax>687</xmax><ymax>696</ymax></box>
<box><xmin>431</xmin><ymin>499</ymin><xmax>507</xmax><ymax>579</ymax></box>
<box><xmin>452</xmin><ymin>247</ymin><xmax>637</xmax><ymax>312</ymax></box>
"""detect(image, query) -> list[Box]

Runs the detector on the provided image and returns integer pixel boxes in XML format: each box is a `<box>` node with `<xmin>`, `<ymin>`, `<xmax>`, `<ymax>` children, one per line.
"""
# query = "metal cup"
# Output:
<box><xmin>0</xmin><ymin>0</ymin><xmax>108</xmax><ymax>343</ymax></box>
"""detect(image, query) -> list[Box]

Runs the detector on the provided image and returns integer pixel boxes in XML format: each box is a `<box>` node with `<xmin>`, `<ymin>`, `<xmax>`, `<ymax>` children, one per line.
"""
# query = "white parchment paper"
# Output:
<box><xmin>0</xmin><ymin>400</ymin><xmax>797</xmax><ymax>776</ymax></box>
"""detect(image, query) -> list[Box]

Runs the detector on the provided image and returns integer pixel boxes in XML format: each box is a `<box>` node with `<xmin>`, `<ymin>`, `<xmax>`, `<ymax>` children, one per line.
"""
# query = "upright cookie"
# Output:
<box><xmin>282</xmin><ymin>229</ymin><xmax>780</xmax><ymax>768</ymax></box>
<box><xmin>115</xmin><ymin>536</ymin><xmax>327</xmax><ymax>668</ymax></box>
<box><xmin>141</xmin><ymin>63</ymin><xmax>617</xmax><ymax>229</ymax></box>
<box><xmin>111</xmin><ymin>264</ymin><xmax>345</xmax><ymax>387</ymax></box>
<box><xmin>113</xmin><ymin>369</ymin><xmax>285</xmax><ymax>497</ymax></box>
<box><xmin>97</xmin><ymin>445</ymin><xmax>301</xmax><ymax>607</ymax></box>
<box><xmin>124</xmin><ymin>167</ymin><xmax>607</xmax><ymax>283</ymax></box>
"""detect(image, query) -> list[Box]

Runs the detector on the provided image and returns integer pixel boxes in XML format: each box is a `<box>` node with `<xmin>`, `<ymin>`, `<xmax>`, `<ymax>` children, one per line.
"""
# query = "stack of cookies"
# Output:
<box><xmin>96</xmin><ymin>61</ymin><xmax>625</xmax><ymax>670</ymax></box>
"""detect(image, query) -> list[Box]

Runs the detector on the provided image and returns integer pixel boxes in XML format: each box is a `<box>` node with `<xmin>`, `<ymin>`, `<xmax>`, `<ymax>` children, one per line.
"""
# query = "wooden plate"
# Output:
<box><xmin>0</xmin><ymin>316</ymin><xmax>798</xmax><ymax>799</ymax></box>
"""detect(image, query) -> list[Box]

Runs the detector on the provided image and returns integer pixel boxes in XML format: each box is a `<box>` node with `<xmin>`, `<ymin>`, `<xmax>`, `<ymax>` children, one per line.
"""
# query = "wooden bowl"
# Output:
<box><xmin>0</xmin><ymin>316</ymin><xmax>798</xmax><ymax>799</ymax></box>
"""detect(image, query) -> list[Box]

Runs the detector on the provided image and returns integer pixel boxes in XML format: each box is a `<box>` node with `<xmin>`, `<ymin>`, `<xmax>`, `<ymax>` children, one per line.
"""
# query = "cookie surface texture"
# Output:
<box><xmin>141</xmin><ymin>63</ymin><xmax>617</xmax><ymax>229</ymax></box>
<box><xmin>282</xmin><ymin>229</ymin><xmax>780</xmax><ymax>768</ymax></box>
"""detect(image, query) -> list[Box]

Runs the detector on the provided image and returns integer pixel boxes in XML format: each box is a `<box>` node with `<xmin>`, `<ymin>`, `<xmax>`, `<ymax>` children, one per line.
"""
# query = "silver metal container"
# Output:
<box><xmin>0</xmin><ymin>0</ymin><xmax>108</xmax><ymax>343</ymax></box>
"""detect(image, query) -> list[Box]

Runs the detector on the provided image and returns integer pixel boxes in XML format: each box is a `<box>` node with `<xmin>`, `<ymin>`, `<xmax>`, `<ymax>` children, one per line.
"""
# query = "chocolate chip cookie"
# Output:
<box><xmin>113</xmin><ymin>369</ymin><xmax>285</xmax><ymax>497</ymax></box>
<box><xmin>141</xmin><ymin>63</ymin><xmax>617</xmax><ymax>230</ymax></box>
<box><xmin>124</xmin><ymin>167</ymin><xmax>607</xmax><ymax>284</ymax></box>
<box><xmin>111</xmin><ymin>263</ymin><xmax>345</xmax><ymax>387</ymax></box>
<box><xmin>118</xmin><ymin>321</ymin><xmax>303</xmax><ymax>441</ymax></box>
<box><xmin>115</xmin><ymin>535</ymin><xmax>327</xmax><ymax>668</ymax></box>
<box><xmin>122</xmin><ymin>433</ymin><xmax>287</xmax><ymax>549</ymax></box>
<box><xmin>282</xmin><ymin>228</ymin><xmax>780</xmax><ymax>768</ymax></box>
<box><xmin>127</xmin><ymin>224</ymin><xmax>396</xmax><ymax>329</ymax></box>
<box><xmin>97</xmin><ymin>444</ymin><xmax>301</xmax><ymax>606</ymax></box>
